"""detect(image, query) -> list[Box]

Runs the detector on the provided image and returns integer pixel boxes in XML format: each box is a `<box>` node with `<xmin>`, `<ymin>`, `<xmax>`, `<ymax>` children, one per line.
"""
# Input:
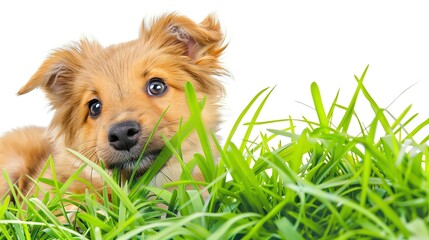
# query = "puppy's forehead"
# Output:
<box><xmin>85</xmin><ymin>41</ymin><xmax>181</xmax><ymax>81</ymax></box>
<box><xmin>89</xmin><ymin>41</ymin><xmax>145</xmax><ymax>78</ymax></box>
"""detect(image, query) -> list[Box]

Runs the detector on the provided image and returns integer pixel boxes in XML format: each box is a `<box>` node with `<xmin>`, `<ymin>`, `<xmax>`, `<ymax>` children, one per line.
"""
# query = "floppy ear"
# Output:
<box><xmin>18</xmin><ymin>40</ymin><xmax>97</xmax><ymax>107</ymax></box>
<box><xmin>142</xmin><ymin>13</ymin><xmax>226</xmax><ymax>65</ymax></box>
<box><xmin>141</xmin><ymin>14</ymin><xmax>227</xmax><ymax>93</ymax></box>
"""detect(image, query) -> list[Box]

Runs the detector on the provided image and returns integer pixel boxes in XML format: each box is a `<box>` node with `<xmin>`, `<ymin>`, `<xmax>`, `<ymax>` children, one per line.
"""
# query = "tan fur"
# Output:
<box><xmin>0</xmin><ymin>13</ymin><xmax>226</xmax><ymax>201</ymax></box>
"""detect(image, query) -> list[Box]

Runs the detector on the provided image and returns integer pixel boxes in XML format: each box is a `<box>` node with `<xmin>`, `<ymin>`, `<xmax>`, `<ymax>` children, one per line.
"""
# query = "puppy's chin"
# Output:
<box><xmin>101</xmin><ymin>146</ymin><xmax>164</xmax><ymax>178</ymax></box>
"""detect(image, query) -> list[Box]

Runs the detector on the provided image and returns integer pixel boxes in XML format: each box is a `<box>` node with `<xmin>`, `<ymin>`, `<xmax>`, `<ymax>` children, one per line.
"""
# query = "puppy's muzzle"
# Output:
<box><xmin>108</xmin><ymin>121</ymin><xmax>141</xmax><ymax>151</ymax></box>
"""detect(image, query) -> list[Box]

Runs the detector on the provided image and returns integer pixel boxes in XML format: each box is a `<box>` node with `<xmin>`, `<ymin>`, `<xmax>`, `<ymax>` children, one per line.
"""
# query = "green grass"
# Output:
<box><xmin>1</xmin><ymin>67</ymin><xmax>429</xmax><ymax>239</ymax></box>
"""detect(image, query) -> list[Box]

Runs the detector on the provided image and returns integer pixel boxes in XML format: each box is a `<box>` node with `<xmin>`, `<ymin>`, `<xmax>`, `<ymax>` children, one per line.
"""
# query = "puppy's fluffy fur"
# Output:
<box><xmin>0</xmin><ymin>14</ymin><xmax>226</xmax><ymax>199</ymax></box>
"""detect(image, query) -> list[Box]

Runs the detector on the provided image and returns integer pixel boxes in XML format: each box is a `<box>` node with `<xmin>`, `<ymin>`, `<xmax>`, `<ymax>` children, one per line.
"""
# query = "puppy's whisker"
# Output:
<box><xmin>159</xmin><ymin>169</ymin><xmax>173</xmax><ymax>183</ymax></box>
<box><xmin>77</xmin><ymin>138</ymin><xmax>98</xmax><ymax>144</ymax></box>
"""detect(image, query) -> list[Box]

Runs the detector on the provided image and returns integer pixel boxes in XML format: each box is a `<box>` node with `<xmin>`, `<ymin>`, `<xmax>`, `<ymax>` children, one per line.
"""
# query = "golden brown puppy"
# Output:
<box><xmin>0</xmin><ymin>13</ymin><xmax>226</xmax><ymax>200</ymax></box>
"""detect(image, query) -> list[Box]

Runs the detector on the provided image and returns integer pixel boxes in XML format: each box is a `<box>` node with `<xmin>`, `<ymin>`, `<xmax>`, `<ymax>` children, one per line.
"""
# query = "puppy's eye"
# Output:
<box><xmin>147</xmin><ymin>78</ymin><xmax>168</xmax><ymax>96</ymax></box>
<box><xmin>88</xmin><ymin>99</ymin><xmax>102</xmax><ymax>118</ymax></box>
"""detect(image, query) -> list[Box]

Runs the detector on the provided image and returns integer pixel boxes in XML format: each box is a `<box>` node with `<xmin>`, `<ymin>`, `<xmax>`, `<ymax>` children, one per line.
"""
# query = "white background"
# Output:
<box><xmin>0</xmin><ymin>1</ymin><xmax>428</xmax><ymax>141</ymax></box>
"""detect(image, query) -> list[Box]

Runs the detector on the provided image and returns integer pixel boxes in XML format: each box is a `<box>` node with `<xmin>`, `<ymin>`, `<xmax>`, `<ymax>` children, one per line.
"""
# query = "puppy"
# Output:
<box><xmin>0</xmin><ymin>13</ymin><xmax>226</xmax><ymax>201</ymax></box>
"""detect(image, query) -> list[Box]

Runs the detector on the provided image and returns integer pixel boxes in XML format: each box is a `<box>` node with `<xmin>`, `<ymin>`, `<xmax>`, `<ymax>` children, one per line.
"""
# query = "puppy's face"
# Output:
<box><xmin>18</xmin><ymin>14</ymin><xmax>226</xmax><ymax>177</ymax></box>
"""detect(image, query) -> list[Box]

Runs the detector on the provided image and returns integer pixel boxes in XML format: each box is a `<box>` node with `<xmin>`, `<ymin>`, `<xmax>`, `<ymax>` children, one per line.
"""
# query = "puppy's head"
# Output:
<box><xmin>18</xmin><ymin>14</ymin><xmax>226</xmax><ymax>177</ymax></box>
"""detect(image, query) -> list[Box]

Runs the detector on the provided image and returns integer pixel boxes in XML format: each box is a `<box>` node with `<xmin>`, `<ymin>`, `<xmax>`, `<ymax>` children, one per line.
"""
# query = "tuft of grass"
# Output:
<box><xmin>1</xmin><ymin>67</ymin><xmax>428</xmax><ymax>239</ymax></box>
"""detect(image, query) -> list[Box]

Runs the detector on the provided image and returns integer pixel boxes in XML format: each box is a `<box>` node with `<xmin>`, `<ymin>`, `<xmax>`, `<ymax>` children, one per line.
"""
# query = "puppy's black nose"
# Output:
<box><xmin>108</xmin><ymin>121</ymin><xmax>141</xmax><ymax>151</ymax></box>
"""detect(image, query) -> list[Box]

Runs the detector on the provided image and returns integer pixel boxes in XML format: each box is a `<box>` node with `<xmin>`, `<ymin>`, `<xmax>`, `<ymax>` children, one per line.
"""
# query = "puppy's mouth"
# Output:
<box><xmin>104</xmin><ymin>148</ymin><xmax>163</xmax><ymax>177</ymax></box>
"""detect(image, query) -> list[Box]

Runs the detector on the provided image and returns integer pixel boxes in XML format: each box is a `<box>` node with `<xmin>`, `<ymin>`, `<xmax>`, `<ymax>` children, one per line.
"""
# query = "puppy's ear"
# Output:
<box><xmin>141</xmin><ymin>14</ymin><xmax>227</xmax><ymax>93</ymax></box>
<box><xmin>18</xmin><ymin>40</ymin><xmax>98</xmax><ymax>106</ymax></box>
<box><xmin>142</xmin><ymin>13</ymin><xmax>226</xmax><ymax>65</ymax></box>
